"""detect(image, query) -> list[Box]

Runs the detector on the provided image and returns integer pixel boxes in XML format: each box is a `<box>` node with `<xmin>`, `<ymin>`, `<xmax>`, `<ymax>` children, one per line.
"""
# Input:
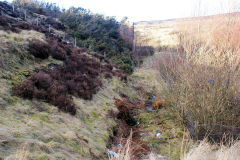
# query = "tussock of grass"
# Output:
<box><xmin>182</xmin><ymin>140</ymin><xmax>240</xmax><ymax>160</ymax></box>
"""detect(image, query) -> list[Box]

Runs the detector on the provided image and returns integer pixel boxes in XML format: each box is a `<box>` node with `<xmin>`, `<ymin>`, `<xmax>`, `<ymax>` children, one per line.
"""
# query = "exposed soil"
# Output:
<box><xmin>108</xmin><ymin>97</ymin><xmax>150</xmax><ymax>159</ymax></box>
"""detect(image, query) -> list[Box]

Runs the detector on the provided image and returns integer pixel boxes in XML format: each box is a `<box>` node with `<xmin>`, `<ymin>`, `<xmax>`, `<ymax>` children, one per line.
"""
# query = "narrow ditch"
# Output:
<box><xmin>107</xmin><ymin>97</ymin><xmax>151</xmax><ymax>159</ymax></box>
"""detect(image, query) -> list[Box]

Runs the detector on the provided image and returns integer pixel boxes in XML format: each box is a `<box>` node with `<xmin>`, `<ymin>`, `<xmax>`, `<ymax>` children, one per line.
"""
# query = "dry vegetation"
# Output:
<box><xmin>2</xmin><ymin>1</ymin><xmax>240</xmax><ymax>159</ymax></box>
<box><xmin>0</xmin><ymin>5</ymin><xmax>130</xmax><ymax>159</ymax></box>
<box><xmin>132</xmin><ymin>11</ymin><xmax>240</xmax><ymax>159</ymax></box>
<box><xmin>0</xmin><ymin>27</ymin><xmax>129</xmax><ymax>159</ymax></box>
<box><xmin>159</xmin><ymin>14</ymin><xmax>240</xmax><ymax>140</ymax></box>
<box><xmin>135</xmin><ymin>21</ymin><xmax>179</xmax><ymax>50</ymax></box>
<box><xmin>182</xmin><ymin>140</ymin><xmax>240</xmax><ymax>160</ymax></box>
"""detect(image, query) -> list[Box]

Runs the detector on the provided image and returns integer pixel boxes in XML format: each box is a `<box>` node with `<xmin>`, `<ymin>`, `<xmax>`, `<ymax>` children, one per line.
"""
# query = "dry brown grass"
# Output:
<box><xmin>108</xmin><ymin>131</ymin><xmax>132</xmax><ymax>160</ymax></box>
<box><xmin>5</xmin><ymin>145</ymin><xmax>30</xmax><ymax>160</ymax></box>
<box><xmin>135</xmin><ymin>21</ymin><xmax>179</xmax><ymax>49</ymax></box>
<box><xmin>15</xmin><ymin>146</ymin><xmax>30</xmax><ymax>160</ymax></box>
<box><xmin>182</xmin><ymin>140</ymin><xmax>240</xmax><ymax>160</ymax></box>
<box><xmin>141</xmin><ymin>13</ymin><xmax>240</xmax><ymax>140</ymax></box>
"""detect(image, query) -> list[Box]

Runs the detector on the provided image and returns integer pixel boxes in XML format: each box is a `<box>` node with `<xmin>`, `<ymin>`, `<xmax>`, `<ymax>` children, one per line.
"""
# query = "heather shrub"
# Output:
<box><xmin>0</xmin><ymin>15</ymin><xmax>9</xmax><ymax>27</ymax></box>
<box><xmin>45</xmin><ymin>17</ymin><xmax>65</xmax><ymax>30</ymax></box>
<box><xmin>15</xmin><ymin>21</ymin><xmax>32</xmax><ymax>30</ymax></box>
<box><xmin>51</xmin><ymin>95</ymin><xmax>76</xmax><ymax>115</ymax></box>
<box><xmin>0</xmin><ymin>15</ymin><xmax>21</xmax><ymax>33</ymax></box>
<box><xmin>50</xmin><ymin>42</ymin><xmax>67</xmax><ymax>60</ymax></box>
<box><xmin>32</xmin><ymin>72</ymin><xmax>53</xmax><ymax>89</ymax></box>
<box><xmin>13</xmin><ymin>80</ymin><xmax>34</xmax><ymax>99</ymax></box>
<box><xmin>29</xmin><ymin>39</ymin><xmax>50</xmax><ymax>59</ymax></box>
<box><xmin>14</xmin><ymin>48</ymin><xmax>126</xmax><ymax>115</ymax></box>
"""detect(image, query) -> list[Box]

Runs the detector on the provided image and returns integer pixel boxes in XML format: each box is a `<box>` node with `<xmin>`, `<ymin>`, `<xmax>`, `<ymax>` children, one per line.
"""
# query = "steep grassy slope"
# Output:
<box><xmin>0</xmin><ymin>27</ymin><xmax>136</xmax><ymax>159</ymax></box>
<box><xmin>0</xmin><ymin>28</ymin><xmax>187</xmax><ymax>160</ymax></box>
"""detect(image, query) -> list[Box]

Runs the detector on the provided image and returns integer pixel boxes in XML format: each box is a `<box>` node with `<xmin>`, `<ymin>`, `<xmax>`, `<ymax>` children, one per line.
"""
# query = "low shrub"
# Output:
<box><xmin>0</xmin><ymin>15</ymin><xmax>21</xmax><ymax>33</ymax></box>
<box><xmin>45</xmin><ymin>17</ymin><xmax>65</xmax><ymax>30</ymax></box>
<box><xmin>151</xmin><ymin>34</ymin><xmax>240</xmax><ymax>140</ymax></box>
<box><xmin>0</xmin><ymin>15</ymin><xmax>9</xmax><ymax>27</ymax></box>
<box><xmin>111</xmin><ymin>55</ymin><xmax>133</xmax><ymax>74</ymax></box>
<box><xmin>29</xmin><ymin>39</ymin><xmax>50</xmax><ymax>59</ymax></box>
<box><xmin>15</xmin><ymin>21</ymin><xmax>32</xmax><ymax>30</ymax></box>
<box><xmin>14</xmin><ymin>48</ymin><xmax>127</xmax><ymax>115</ymax></box>
<box><xmin>50</xmin><ymin>41</ymin><xmax>67</xmax><ymax>60</ymax></box>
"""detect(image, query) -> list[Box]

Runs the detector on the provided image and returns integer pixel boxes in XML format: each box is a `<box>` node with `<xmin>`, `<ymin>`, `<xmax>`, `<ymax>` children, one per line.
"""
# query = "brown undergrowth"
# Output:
<box><xmin>108</xmin><ymin>98</ymin><xmax>150</xmax><ymax>160</ymax></box>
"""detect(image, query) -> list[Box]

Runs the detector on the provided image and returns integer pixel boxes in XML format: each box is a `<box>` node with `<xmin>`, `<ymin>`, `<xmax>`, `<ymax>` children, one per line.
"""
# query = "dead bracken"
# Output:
<box><xmin>108</xmin><ymin>98</ymin><xmax>150</xmax><ymax>160</ymax></box>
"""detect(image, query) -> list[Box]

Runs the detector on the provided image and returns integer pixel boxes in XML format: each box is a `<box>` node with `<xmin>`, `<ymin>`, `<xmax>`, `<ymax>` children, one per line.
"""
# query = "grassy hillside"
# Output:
<box><xmin>0</xmin><ymin>1</ymin><xmax>132</xmax><ymax>159</ymax></box>
<box><xmin>0</xmin><ymin>1</ymin><xmax>160</xmax><ymax>159</ymax></box>
<box><xmin>2</xmin><ymin>0</ymin><xmax>240</xmax><ymax>160</ymax></box>
<box><xmin>135</xmin><ymin>20</ymin><xmax>179</xmax><ymax>50</ymax></box>
<box><xmin>11</xmin><ymin>0</ymin><xmax>134</xmax><ymax>74</ymax></box>
<box><xmin>0</xmin><ymin>24</ymin><xmax>119</xmax><ymax>160</ymax></box>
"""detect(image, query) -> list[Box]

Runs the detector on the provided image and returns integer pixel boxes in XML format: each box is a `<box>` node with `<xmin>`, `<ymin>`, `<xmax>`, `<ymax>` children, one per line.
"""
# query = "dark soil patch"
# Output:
<box><xmin>108</xmin><ymin>98</ymin><xmax>150</xmax><ymax>160</ymax></box>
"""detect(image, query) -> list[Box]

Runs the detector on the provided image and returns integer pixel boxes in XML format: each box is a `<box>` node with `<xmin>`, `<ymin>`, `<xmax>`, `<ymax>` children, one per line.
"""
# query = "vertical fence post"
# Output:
<box><xmin>48</xmin><ymin>24</ymin><xmax>51</xmax><ymax>33</ymax></box>
<box><xmin>12</xmin><ymin>5</ymin><xmax>15</xmax><ymax>12</ymax></box>
<box><xmin>74</xmin><ymin>37</ymin><xmax>77</xmax><ymax>47</ymax></box>
<box><xmin>36</xmin><ymin>17</ymin><xmax>38</xmax><ymax>26</ymax></box>
<box><xmin>132</xmin><ymin>22</ymin><xmax>135</xmax><ymax>53</ymax></box>
<box><xmin>24</xmin><ymin>10</ymin><xmax>26</xmax><ymax>20</ymax></box>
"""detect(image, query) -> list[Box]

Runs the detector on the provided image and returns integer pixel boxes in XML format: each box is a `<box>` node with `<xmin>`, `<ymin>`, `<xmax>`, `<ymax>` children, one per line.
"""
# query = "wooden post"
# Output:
<box><xmin>132</xmin><ymin>22</ymin><xmax>135</xmax><ymax>53</ymax></box>
<box><xmin>48</xmin><ymin>24</ymin><xmax>51</xmax><ymax>33</ymax></box>
<box><xmin>0</xmin><ymin>43</ymin><xmax>5</xmax><ymax>69</ymax></box>
<box><xmin>12</xmin><ymin>5</ymin><xmax>15</xmax><ymax>12</ymax></box>
<box><xmin>36</xmin><ymin>17</ymin><xmax>39</xmax><ymax>26</ymax></box>
<box><xmin>24</xmin><ymin>10</ymin><xmax>26</xmax><ymax>20</ymax></box>
<box><xmin>63</xmin><ymin>32</ymin><xmax>66</xmax><ymax>41</ymax></box>
<box><xmin>74</xmin><ymin>37</ymin><xmax>77</xmax><ymax>47</ymax></box>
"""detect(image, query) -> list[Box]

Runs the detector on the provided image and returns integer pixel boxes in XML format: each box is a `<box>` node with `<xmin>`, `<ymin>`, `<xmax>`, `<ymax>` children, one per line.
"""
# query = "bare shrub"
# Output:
<box><xmin>149</xmin><ymin>15</ymin><xmax>240</xmax><ymax>140</ymax></box>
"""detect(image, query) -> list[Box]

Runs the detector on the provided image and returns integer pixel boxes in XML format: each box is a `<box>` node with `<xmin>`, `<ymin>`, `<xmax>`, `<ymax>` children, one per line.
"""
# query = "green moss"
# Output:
<box><xmin>36</xmin><ymin>153</ymin><xmax>50</xmax><ymax>160</ymax></box>
<box><xmin>91</xmin><ymin>111</ymin><xmax>100</xmax><ymax>119</ymax></box>
<box><xmin>67</xmin><ymin>140</ymin><xmax>90</xmax><ymax>156</ymax></box>
<box><xmin>12</xmin><ymin>131</ymin><xmax>26</xmax><ymax>138</ymax></box>
<box><xmin>34</xmin><ymin>113</ymin><xmax>51</xmax><ymax>123</ymax></box>
<box><xmin>102</xmin><ymin>130</ymin><xmax>109</xmax><ymax>140</ymax></box>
